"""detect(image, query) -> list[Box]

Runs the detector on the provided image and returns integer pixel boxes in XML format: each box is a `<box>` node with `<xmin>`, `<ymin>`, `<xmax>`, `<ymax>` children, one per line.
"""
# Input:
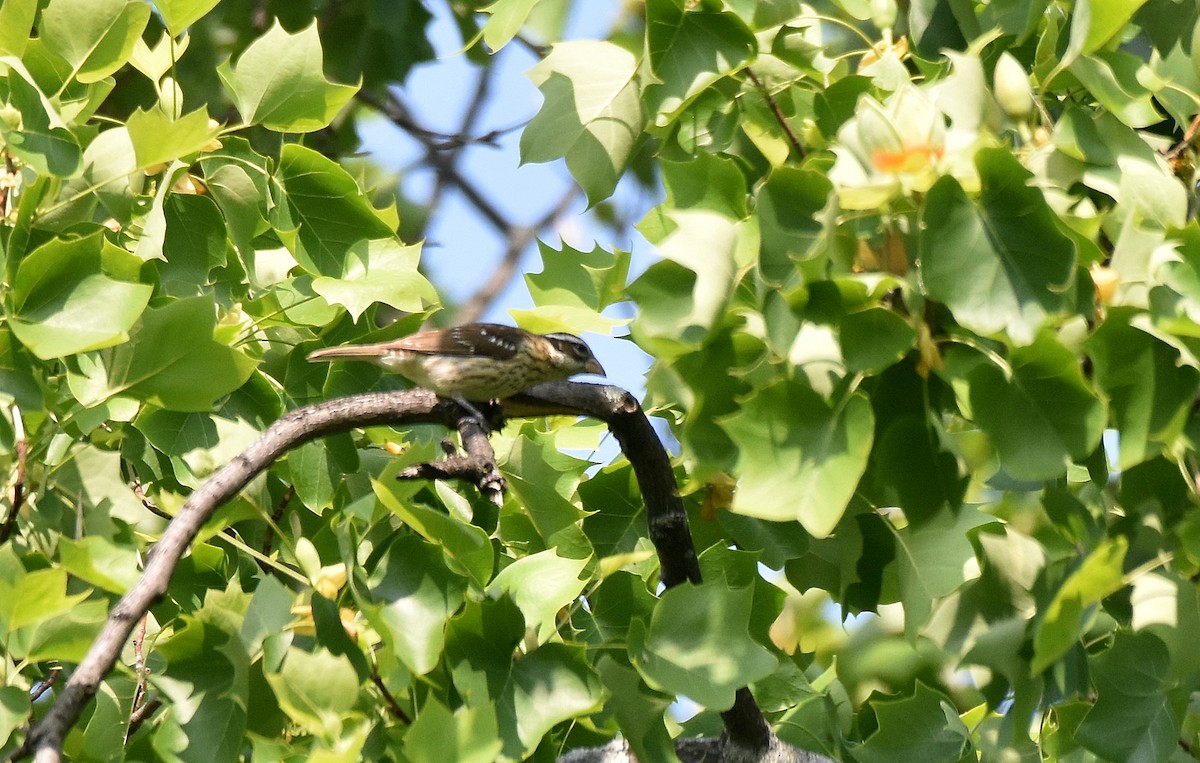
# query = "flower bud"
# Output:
<box><xmin>871</xmin><ymin>0</ymin><xmax>897</xmax><ymax>30</ymax></box>
<box><xmin>994</xmin><ymin>52</ymin><xmax>1033</xmax><ymax>120</ymax></box>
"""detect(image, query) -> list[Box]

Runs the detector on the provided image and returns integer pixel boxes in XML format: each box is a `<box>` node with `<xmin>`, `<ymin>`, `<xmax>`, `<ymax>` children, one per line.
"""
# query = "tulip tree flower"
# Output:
<box><xmin>830</xmin><ymin>77</ymin><xmax>991</xmax><ymax>210</ymax></box>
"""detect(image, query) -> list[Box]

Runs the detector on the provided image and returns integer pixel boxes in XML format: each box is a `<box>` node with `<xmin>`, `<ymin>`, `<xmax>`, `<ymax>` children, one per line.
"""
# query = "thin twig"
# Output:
<box><xmin>125</xmin><ymin>698</ymin><xmax>161</xmax><ymax>738</ymax></box>
<box><xmin>28</xmin><ymin>670</ymin><xmax>59</xmax><ymax>704</ymax></box>
<box><xmin>0</xmin><ymin>405</ymin><xmax>27</xmax><ymax>545</ymax></box>
<box><xmin>456</xmin><ymin>184</ymin><xmax>582</xmax><ymax>324</ymax></box>
<box><xmin>128</xmin><ymin>472</ymin><xmax>171</xmax><ymax>521</ymax></box>
<box><xmin>125</xmin><ymin>616</ymin><xmax>150</xmax><ymax>743</ymax></box>
<box><xmin>745</xmin><ymin>68</ymin><xmax>805</xmax><ymax>160</ymax></box>
<box><xmin>1165</xmin><ymin>112</ymin><xmax>1200</xmax><ymax>160</ymax></box>
<box><xmin>260</xmin><ymin>484</ymin><xmax>295</xmax><ymax>565</ymax></box>
<box><xmin>369</xmin><ymin>665</ymin><xmax>412</xmax><ymax>724</ymax></box>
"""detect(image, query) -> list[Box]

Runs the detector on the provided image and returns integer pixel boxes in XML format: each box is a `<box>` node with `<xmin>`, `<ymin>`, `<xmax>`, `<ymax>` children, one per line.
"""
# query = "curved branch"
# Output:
<box><xmin>11</xmin><ymin>383</ymin><xmax>772</xmax><ymax>762</ymax></box>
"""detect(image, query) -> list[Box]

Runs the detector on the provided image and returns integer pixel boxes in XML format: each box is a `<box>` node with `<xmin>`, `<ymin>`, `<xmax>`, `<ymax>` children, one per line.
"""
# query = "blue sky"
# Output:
<box><xmin>356</xmin><ymin>1</ymin><xmax>661</xmax><ymax>399</ymax></box>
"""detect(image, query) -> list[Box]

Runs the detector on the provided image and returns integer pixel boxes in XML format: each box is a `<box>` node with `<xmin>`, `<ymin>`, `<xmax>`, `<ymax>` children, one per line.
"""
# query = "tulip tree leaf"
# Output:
<box><xmin>920</xmin><ymin>149</ymin><xmax>1076</xmax><ymax>345</ymax></box>
<box><xmin>217</xmin><ymin>21</ymin><xmax>358</xmax><ymax>133</ymax></box>
<box><xmin>523</xmin><ymin>40</ymin><xmax>643</xmax><ymax>205</ymax></box>
<box><xmin>39</xmin><ymin>0</ymin><xmax>150</xmax><ymax>84</ymax></box>
<box><xmin>358</xmin><ymin>535</ymin><xmax>467</xmax><ymax>676</ymax></box>
<box><xmin>270</xmin><ymin>144</ymin><xmax>398</xmax><ymax>277</ymax></box>
<box><xmin>1032</xmin><ymin>536</ymin><xmax>1127</xmax><ymax>674</ymax></box>
<box><xmin>1075</xmin><ymin>631</ymin><xmax>1183</xmax><ymax>762</ymax></box>
<box><xmin>311</xmin><ymin>239</ymin><xmax>436</xmax><ymax>320</ymax></box>
<box><xmin>890</xmin><ymin>507</ymin><xmax>996</xmax><ymax>638</ymax></box>
<box><xmin>8</xmin><ymin>232</ymin><xmax>152</xmax><ymax>359</ymax></box>
<box><xmin>1086</xmin><ymin>309</ymin><xmax>1200</xmax><ymax>468</ymax></box>
<box><xmin>630</xmin><ymin>580</ymin><xmax>777</xmax><ymax>711</ymax></box>
<box><xmin>855</xmin><ymin>682</ymin><xmax>972</xmax><ymax>763</ymax></box>
<box><xmin>644</xmin><ymin>0</ymin><xmax>757</xmax><ymax>124</ymax></box>
<box><xmin>723</xmin><ymin>379</ymin><xmax>874</xmax><ymax>537</ymax></box>
<box><xmin>949</xmin><ymin>333</ymin><xmax>1105</xmax><ymax>481</ymax></box>
<box><xmin>67</xmin><ymin>296</ymin><xmax>257</xmax><ymax>411</ymax></box>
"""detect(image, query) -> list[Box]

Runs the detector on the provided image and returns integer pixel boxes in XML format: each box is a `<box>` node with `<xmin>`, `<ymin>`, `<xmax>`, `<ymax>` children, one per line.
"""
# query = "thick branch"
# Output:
<box><xmin>509</xmin><ymin>385</ymin><xmax>771</xmax><ymax>750</ymax></box>
<box><xmin>12</xmin><ymin>383</ymin><xmax>772</xmax><ymax>761</ymax></box>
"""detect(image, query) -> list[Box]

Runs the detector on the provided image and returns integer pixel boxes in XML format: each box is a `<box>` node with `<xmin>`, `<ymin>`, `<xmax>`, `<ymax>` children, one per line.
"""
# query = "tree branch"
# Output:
<box><xmin>456</xmin><ymin>184</ymin><xmax>582</xmax><ymax>325</ymax></box>
<box><xmin>744</xmin><ymin>69</ymin><xmax>805</xmax><ymax>161</ymax></box>
<box><xmin>9</xmin><ymin>383</ymin><xmax>776</xmax><ymax>762</ymax></box>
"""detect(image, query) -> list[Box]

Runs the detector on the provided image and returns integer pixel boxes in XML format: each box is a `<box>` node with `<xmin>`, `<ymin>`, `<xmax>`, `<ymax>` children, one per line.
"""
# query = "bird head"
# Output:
<box><xmin>543</xmin><ymin>332</ymin><xmax>606</xmax><ymax>377</ymax></box>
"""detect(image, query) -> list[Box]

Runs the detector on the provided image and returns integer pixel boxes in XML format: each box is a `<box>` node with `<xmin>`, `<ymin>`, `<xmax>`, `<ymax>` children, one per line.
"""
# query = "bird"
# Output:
<box><xmin>307</xmin><ymin>323</ymin><xmax>606</xmax><ymax>423</ymax></box>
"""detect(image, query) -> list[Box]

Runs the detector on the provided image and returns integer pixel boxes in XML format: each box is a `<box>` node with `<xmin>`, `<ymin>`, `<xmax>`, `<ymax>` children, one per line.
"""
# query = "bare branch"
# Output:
<box><xmin>397</xmin><ymin>413</ymin><xmax>507</xmax><ymax>504</ymax></box>
<box><xmin>456</xmin><ymin>184</ymin><xmax>582</xmax><ymax>324</ymax></box>
<box><xmin>9</xmin><ymin>383</ymin><xmax>774</xmax><ymax>762</ymax></box>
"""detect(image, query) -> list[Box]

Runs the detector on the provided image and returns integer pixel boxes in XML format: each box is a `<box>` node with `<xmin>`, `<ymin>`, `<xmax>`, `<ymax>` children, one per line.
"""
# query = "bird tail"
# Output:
<box><xmin>306</xmin><ymin>344</ymin><xmax>389</xmax><ymax>362</ymax></box>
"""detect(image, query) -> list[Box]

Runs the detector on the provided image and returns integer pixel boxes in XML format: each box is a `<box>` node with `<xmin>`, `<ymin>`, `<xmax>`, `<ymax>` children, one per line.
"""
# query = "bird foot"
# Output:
<box><xmin>450</xmin><ymin>397</ymin><xmax>505</xmax><ymax>434</ymax></box>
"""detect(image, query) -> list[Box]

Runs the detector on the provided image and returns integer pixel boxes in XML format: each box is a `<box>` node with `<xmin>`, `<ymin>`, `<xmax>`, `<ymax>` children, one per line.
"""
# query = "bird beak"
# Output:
<box><xmin>585</xmin><ymin>358</ymin><xmax>606</xmax><ymax>376</ymax></box>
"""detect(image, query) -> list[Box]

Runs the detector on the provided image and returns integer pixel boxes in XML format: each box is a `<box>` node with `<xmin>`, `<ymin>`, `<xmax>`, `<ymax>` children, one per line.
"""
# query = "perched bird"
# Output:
<box><xmin>307</xmin><ymin>323</ymin><xmax>605</xmax><ymax>417</ymax></box>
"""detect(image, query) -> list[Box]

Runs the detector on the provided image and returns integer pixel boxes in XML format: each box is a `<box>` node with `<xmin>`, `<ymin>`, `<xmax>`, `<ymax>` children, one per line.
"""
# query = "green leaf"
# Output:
<box><xmin>855</xmin><ymin>682</ymin><xmax>972</xmax><ymax>763</ymax></box>
<box><xmin>723</xmin><ymin>379</ymin><xmax>874</xmax><ymax>537</ymax></box>
<box><xmin>265</xmin><ymin>647</ymin><xmax>360</xmax><ymax>738</ymax></box>
<box><xmin>0</xmin><ymin>0</ymin><xmax>37</xmax><ymax>57</ymax></box>
<box><xmin>270</xmin><ymin>144</ymin><xmax>398</xmax><ymax>277</ymax></box>
<box><xmin>159</xmin><ymin>193</ymin><xmax>229</xmax><ymax>295</ymax></box>
<box><xmin>517</xmin><ymin>241</ymin><xmax>630</xmax><ymax>334</ymax></box>
<box><xmin>634</xmin><ymin>156</ymin><xmax>757</xmax><ymax>339</ymax></box>
<box><xmin>840</xmin><ymin>308</ymin><xmax>916</xmax><ymax>374</ymax></box>
<box><xmin>154</xmin><ymin>0</ymin><xmax>221</xmax><ymax>36</ymax></box>
<box><xmin>0</xmin><ymin>685</ymin><xmax>29</xmax><ymax>751</ymax></box>
<box><xmin>596</xmin><ymin>656</ymin><xmax>678</xmax><ymax>763</ymax></box>
<box><xmin>358</xmin><ymin>535</ymin><xmax>467</xmax><ymax>675</ymax></box>
<box><xmin>374</xmin><ymin>477</ymin><xmax>494</xmax><ymax>588</ymax></box>
<box><xmin>69</xmin><ymin>296</ymin><xmax>258</xmax><ymax>412</ymax></box>
<box><xmin>920</xmin><ymin>149</ymin><xmax>1076</xmax><ymax>345</ymax></box>
<box><xmin>644</xmin><ymin>0</ymin><xmax>757</xmax><ymax>125</ymax></box>
<box><xmin>8</xmin><ymin>231</ymin><xmax>152</xmax><ymax>359</ymax></box>
<box><xmin>126</xmin><ymin>107</ymin><xmax>220</xmax><ymax>169</ymax></box>
<box><xmin>39</xmin><ymin>0</ymin><xmax>150</xmax><ymax>83</ymax></box>
<box><xmin>217</xmin><ymin>21</ymin><xmax>358</xmax><ymax>133</ymax></box>
<box><xmin>1032</xmin><ymin>536</ymin><xmax>1127</xmax><ymax>674</ymax></box>
<box><xmin>756</xmin><ymin>167</ymin><xmax>835</xmax><ymax>284</ymax></box>
<box><xmin>502</xmin><ymin>428</ymin><xmax>591</xmax><ymax>550</ymax></box>
<box><xmin>311</xmin><ymin>239</ymin><xmax>435</xmax><ymax>320</ymax></box>
<box><xmin>890</xmin><ymin>507</ymin><xmax>995</xmax><ymax>638</ymax></box>
<box><xmin>505</xmin><ymin>644</ymin><xmax>604</xmax><ymax>759</ymax></box>
<box><xmin>487</xmin><ymin>549</ymin><xmax>589</xmax><ymax>643</ymax></box>
<box><xmin>632</xmin><ymin>581</ymin><xmax>777</xmax><ymax>710</ymax></box>
<box><xmin>951</xmin><ymin>334</ymin><xmax>1105</xmax><ymax>480</ymax></box>
<box><xmin>1069</xmin><ymin>51</ymin><xmax>1161</xmax><ymax>128</ymax></box>
<box><xmin>1068</xmin><ymin>0</ymin><xmax>1149</xmax><ymax>55</ymax></box>
<box><xmin>152</xmin><ymin>616</ymin><xmax>249</xmax><ymax>763</ymax></box>
<box><xmin>0</xmin><ymin>567</ymin><xmax>89</xmax><ymax>631</ymax></box>
<box><xmin>1</xmin><ymin>62</ymin><xmax>82</xmax><ymax>176</ymax></box>
<box><xmin>446</xmin><ymin>605</ymin><xmax>602</xmax><ymax>762</ymax></box>
<box><xmin>57</xmin><ymin>536</ymin><xmax>141</xmax><ymax>594</ymax></box>
<box><xmin>12</xmin><ymin>600</ymin><xmax>107</xmax><ymax>663</ymax></box>
<box><xmin>481</xmin><ymin>0</ymin><xmax>540</xmax><ymax>51</ymax></box>
<box><xmin>1076</xmin><ymin>631</ymin><xmax>1182</xmax><ymax>762</ymax></box>
<box><xmin>522</xmin><ymin>40</ymin><xmax>643</xmax><ymax>205</ymax></box>
<box><xmin>403</xmin><ymin>697</ymin><xmax>502</xmax><ymax>763</ymax></box>
<box><xmin>1086</xmin><ymin>309</ymin><xmax>1200</xmax><ymax>468</ymax></box>
<box><xmin>288</xmin><ymin>439</ymin><xmax>339</xmax><ymax>511</ymax></box>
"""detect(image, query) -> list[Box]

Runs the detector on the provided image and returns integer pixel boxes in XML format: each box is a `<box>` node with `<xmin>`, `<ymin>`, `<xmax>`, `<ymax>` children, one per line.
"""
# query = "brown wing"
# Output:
<box><xmin>387</xmin><ymin>323</ymin><xmax>524</xmax><ymax>360</ymax></box>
